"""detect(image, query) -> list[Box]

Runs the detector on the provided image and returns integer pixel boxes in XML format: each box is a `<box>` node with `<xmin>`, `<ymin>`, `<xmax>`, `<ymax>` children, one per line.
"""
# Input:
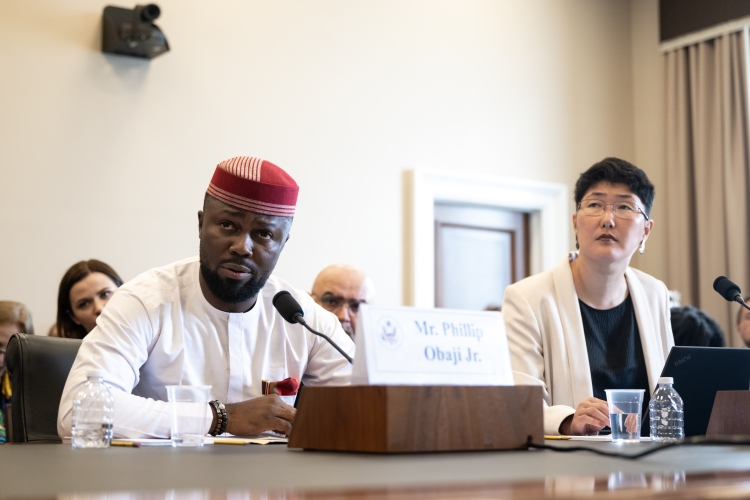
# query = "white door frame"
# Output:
<box><xmin>404</xmin><ymin>169</ymin><xmax>570</xmax><ymax>308</ymax></box>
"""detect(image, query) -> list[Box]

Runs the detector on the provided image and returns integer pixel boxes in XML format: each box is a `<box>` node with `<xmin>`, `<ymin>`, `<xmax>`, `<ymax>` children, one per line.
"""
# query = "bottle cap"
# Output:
<box><xmin>658</xmin><ymin>376</ymin><xmax>674</xmax><ymax>384</ymax></box>
<box><xmin>86</xmin><ymin>369</ymin><xmax>106</xmax><ymax>379</ymax></box>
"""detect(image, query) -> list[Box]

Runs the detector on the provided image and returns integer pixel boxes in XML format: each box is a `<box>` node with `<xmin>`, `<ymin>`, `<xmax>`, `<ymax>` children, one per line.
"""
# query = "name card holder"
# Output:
<box><xmin>706</xmin><ymin>390</ymin><xmax>750</xmax><ymax>437</ymax></box>
<box><xmin>288</xmin><ymin>385</ymin><xmax>543</xmax><ymax>453</ymax></box>
<box><xmin>352</xmin><ymin>305</ymin><xmax>515</xmax><ymax>386</ymax></box>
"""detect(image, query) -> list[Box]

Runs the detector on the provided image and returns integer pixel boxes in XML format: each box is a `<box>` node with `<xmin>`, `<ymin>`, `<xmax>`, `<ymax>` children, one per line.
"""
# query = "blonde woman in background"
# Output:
<box><xmin>0</xmin><ymin>301</ymin><xmax>34</xmax><ymax>443</ymax></box>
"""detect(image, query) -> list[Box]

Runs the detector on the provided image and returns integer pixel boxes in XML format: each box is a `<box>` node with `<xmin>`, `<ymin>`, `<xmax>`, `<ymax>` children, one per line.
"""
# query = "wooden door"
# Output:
<box><xmin>434</xmin><ymin>203</ymin><xmax>529</xmax><ymax>310</ymax></box>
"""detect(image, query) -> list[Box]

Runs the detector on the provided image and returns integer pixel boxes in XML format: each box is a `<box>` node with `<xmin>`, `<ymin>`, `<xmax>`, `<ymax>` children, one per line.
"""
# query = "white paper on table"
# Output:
<box><xmin>63</xmin><ymin>437</ymin><xmax>155</xmax><ymax>446</ymax></box>
<box><xmin>109</xmin><ymin>433</ymin><xmax>288</xmax><ymax>446</ymax></box>
<box><xmin>208</xmin><ymin>435</ymin><xmax>288</xmax><ymax>445</ymax></box>
<box><xmin>110</xmin><ymin>438</ymin><xmax>173</xmax><ymax>446</ymax></box>
<box><xmin>564</xmin><ymin>435</ymin><xmax>652</xmax><ymax>442</ymax></box>
<box><xmin>352</xmin><ymin>305</ymin><xmax>513</xmax><ymax>386</ymax></box>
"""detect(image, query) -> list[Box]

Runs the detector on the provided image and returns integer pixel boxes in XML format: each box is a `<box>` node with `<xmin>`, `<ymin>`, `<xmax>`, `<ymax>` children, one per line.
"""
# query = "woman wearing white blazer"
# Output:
<box><xmin>502</xmin><ymin>158</ymin><xmax>674</xmax><ymax>436</ymax></box>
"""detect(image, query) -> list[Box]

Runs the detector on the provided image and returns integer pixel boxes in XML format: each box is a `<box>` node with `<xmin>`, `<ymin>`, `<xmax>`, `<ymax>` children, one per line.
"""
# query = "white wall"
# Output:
<box><xmin>0</xmin><ymin>0</ymin><xmax>636</xmax><ymax>333</ymax></box>
<box><xmin>629</xmin><ymin>0</ymin><xmax>668</xmax><ymax>282</ymax></box>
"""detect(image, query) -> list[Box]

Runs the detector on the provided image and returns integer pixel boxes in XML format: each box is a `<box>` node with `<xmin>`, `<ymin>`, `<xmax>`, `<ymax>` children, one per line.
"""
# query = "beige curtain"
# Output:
<box><xmin>665</xmin><ymin>30</ymin><xmax>750</xmax><ymax>346</ymax></box>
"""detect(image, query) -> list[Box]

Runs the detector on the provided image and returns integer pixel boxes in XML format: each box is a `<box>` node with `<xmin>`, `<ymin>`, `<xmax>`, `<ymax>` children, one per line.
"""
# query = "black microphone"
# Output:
<box><xmin>272</xmin><ymin>291</ymin><xmax>353</xmax><ymax>364</ymax></box>
<box><xmin>273</xmin><ymin>290</ymin><xmax>305</xmax><ymax>324</ymax></box>
<box><xmin>713</xmin><ymin>276</ymin><xmax>750</xmax><ymax>312</ymax></box>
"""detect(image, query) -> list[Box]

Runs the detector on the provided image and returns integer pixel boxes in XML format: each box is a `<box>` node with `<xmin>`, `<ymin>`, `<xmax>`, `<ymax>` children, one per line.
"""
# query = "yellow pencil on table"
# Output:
<box><xmin>544</xmin><ymin>435</ymin><xmax>571</xmax><ymax>440</ymax></box>
<box><xmin>111</xmin><ymin>441</ymin><xmax>141</xmax><ymax>447</ymax></box>
<box><xmin>212</xmin><ymin>438</ymin><xmax>247</xmax><ymax>445</ymax></box>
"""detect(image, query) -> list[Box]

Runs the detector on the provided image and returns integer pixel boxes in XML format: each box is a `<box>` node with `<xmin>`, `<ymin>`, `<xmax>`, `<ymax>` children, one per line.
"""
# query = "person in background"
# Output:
<box><xmin>668</xmin><ymin>289</ymin><xmax>724</xmax><ymax>347</ymax></box>
<box><xmin>736</xmin><ymin>297</ymin><xmax>750</xmax><ymax>347</ymax></box>
<box><xmin>311</xmin><ymin>264</ymin><xmax>374</xmax><ymax>338</ymax></box>
<box><xmin>668</xmin><ymin>290</ymin><xmax>682</xmax><ymax>309</ymax></box>
<box><xmin>56</xmin><ymin>260</ymin><xmax>123</xmax><ymax>339</ymax></box>
<box><xmin>671</xmin><ymin>305</ymin><xmax>725</xmax><ymax>347</ymax></box>
<box><xmin>0</xmin><ymin>301</ymin><xmax>34</xmax><ymax>443</ymax></box>
<box><xmin>503</xmin><ymin>157</ymin><xmax>673</xmax><ymax>436</ymax></box>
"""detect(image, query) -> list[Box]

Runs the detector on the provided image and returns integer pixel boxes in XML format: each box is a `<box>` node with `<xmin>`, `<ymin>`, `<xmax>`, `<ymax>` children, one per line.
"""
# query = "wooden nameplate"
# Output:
<box><xmin>288</xmin><ymin>385</ymin><xmax>543</xmax><ymax>453</ymax></box>
<box><xmin>706</xmin><ymin>390</ymin><xmax>750</xmax><ymax>437</ymax></box>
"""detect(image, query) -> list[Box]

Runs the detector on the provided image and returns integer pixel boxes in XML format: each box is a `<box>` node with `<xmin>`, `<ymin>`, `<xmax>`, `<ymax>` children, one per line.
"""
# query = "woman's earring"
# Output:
<box><xmin>575</xmin><ymin>236</ymin><xmax>579</xmax><ymax>250</ymax></box>
<box><xmin>639</xmin><ymin>240</ymin><xmax>646</xmax><ymax>254</ymax></box>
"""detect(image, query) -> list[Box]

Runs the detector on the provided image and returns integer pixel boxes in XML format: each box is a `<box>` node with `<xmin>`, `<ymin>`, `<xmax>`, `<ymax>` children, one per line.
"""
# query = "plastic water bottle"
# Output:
<box><xmin>71</xmin><ymin>370</ymin><xmax>114</xmax><ymax>448</ymax></box>
<box><xmin>649</xmin><ymin>376</ymin><xmax>684</xmax><ymax>442</ymax></box>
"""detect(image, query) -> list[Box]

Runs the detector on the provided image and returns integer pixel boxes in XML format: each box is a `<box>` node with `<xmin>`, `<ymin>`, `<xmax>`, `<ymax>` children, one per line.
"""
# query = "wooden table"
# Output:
<box><xmin>2</xmin><ymin>440</ymin><xmax>750</xmax><ymax>499</ymax></box>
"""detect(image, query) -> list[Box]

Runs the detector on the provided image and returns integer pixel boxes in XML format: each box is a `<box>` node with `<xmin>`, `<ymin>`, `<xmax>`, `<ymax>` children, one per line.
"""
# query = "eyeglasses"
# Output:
<box><xmin>315</xmin><ymin>293</ymin><xmax>366</xmax><ymax>314</ymax></box>
<box><xmin>578</xmin><ymin>199</ymin><xmax>649</xmax><ymax>221</ymax></box>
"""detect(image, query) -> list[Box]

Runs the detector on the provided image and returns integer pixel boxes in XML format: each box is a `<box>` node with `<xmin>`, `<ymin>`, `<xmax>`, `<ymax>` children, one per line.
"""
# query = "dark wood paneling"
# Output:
<box><xmin>660</xmin><ymin>0</ymin><xmax>750</xmax><ymax>42</ymax></box>
<box><xmin>706</xmin><ymin>390</ymin><xmax>750</xmax><ymax>436</ymax></box>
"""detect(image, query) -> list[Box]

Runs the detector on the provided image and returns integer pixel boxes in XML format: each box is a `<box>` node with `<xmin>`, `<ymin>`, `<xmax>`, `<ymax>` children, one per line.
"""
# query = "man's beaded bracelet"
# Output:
<box><xmin>209</xmin><ymin>400</ymin><xmax>227</xmax><ymax>436</ymax></box>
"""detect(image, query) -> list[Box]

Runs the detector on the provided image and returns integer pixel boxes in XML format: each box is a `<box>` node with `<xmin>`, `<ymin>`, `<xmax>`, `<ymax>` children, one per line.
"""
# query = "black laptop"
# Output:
<box><xmin>659</xmin><ymin>346</ymin><xmax>750</xmax><ymax>436</ymax></box>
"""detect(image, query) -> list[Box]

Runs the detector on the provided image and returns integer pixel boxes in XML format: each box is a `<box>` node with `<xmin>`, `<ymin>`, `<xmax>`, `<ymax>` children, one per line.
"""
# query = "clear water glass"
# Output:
<box><xmin>605</xmin><ymin>389</ymin><xmax>644</xmax><ymax>443</ymax></box>
<box><xmin>166</xmin><ymin>385</ymin><xmax>211</xmax><ymax>447</ymax></box>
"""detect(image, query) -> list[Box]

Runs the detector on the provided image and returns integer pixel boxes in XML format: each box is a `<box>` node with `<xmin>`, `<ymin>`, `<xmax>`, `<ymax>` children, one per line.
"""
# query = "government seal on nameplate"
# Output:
<box><xmin>377</xmin><ymin>317</ymin><xmax>403</xmax><ymax>350</ymax></box>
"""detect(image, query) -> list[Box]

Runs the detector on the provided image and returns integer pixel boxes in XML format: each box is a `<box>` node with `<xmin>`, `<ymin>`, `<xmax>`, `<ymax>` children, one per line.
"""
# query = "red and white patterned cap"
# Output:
<box><xmin>207</xmin><ymin>156</ymin><xmax>299</xmax><ymax>217</ymax></box>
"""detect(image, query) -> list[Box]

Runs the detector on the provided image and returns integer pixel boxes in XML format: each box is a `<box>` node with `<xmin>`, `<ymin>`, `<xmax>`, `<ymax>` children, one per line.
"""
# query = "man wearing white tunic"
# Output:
<box><xmin>58</xmin><ymin>156</ymin><xmax>354</xmax><ymax>439</ymax></box>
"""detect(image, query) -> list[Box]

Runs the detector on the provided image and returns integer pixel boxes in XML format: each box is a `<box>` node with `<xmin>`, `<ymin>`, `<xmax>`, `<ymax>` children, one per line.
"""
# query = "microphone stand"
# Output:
<box><xmin>733</xmin><ymin>295</ymin><xmax>750</xmax><ymax>313</ymax></box>
<box><xmin>294</xmin><ymin>313</ymin><xmax>353</xmax><ymax>364</ymax></box>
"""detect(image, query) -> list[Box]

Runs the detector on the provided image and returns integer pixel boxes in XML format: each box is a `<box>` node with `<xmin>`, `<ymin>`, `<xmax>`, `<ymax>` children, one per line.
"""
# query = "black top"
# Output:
<box><xmin>579</xmin><ymin>295</ymin><xmax>651</xmax><ymax>423</ymax></box>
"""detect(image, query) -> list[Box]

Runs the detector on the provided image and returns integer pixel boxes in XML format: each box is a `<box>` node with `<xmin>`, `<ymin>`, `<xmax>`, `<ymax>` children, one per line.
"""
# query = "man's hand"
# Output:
<box><xmin>217</xmin><ymin>395</ymin><xmax>296</xmax><ymax>436</ymax></box>
<box><xmin>558</xmin><ymin>397</ymin><xmax>610</xmax><ymax>436</ymax></box>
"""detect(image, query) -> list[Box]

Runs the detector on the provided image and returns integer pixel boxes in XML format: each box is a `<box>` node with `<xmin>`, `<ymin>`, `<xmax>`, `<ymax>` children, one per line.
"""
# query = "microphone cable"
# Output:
<box><xmin>273</xmin><ymin>290</ymin><xmax>353</xmax><ymax>364</ymax></box>
<box><xmin>526</xmin><ymin>435</ymin><xmax>750</xmax><ymax>460</ymax></box>
<box><xmin>296</xmin><ymin>316</ymin><xmax>353</xmax><ymax>364</ymax></box>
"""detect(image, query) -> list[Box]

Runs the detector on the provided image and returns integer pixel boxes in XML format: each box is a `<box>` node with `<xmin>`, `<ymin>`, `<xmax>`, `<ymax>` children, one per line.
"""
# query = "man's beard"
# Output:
<box><xmin>341</xmin><ymin>321</ymin><xmax>354</xmax><ymax>338</ymax></box>
<box><xmin>199</xmin><ymin>248</ymin><xmax>271</xmax><ymax>305</ymax></box>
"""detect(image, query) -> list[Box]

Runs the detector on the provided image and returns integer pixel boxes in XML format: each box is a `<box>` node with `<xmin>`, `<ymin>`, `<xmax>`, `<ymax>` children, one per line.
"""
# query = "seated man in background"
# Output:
<box><xmin>737</xmin><ymin>298</ymin><xmax>750</xmax><ymax>347</ymax></box>
<box><xmin>58</xmin><ymin>157</ymin><xmax>354</xmax><ymax>440</ymax></box>
<box><xmin>311</xmin><ymin>264</ymin><xmax>374</xmax><ymax>338</ymax></box>
<box><xmin>0</xmin><ymin>301</ymin><xmax>34</xmax><ymax>443</ymax></box>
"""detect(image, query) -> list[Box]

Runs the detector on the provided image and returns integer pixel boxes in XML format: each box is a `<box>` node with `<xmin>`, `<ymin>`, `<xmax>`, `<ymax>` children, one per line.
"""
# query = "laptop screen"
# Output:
<box><xmin>659</xmin><ymin>346</ymin><xmax>750</xmax><ymax>436</ymax></box>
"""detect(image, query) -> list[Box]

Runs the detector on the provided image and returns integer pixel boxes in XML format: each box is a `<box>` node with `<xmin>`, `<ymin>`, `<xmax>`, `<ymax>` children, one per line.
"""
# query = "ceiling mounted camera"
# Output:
<box><xmin>102</xmin><ymin>4</ymin><xmax>169</xmax><ymax>59</ymax></box>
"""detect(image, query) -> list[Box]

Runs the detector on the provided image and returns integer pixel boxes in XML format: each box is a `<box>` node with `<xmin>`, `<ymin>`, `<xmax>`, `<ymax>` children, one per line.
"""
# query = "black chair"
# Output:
<box><xmin>6</xmin><ymin>333</ymin><xmax>82</xmax><ymax>443</ymax></box>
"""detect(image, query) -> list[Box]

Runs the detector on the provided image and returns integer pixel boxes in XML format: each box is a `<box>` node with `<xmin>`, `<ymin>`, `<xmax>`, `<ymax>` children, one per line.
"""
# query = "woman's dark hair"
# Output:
<box><xmin>56</xmin><ymin>260</ymin><xmax>123</xmax><ymax>339</ymax></box>
<box><xmin>574</xmin><ymin>157</ymin><xmax>655</xmax><ymax>217</ymax></box>
<box><xmin>671</xmin><ymin>305</ymin><xmax>725</xmax><ymax>347</ymax></box>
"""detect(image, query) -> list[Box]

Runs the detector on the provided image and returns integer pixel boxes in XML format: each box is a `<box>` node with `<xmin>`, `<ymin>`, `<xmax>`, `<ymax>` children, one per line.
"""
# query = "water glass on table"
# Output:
<box><xmin>166</xmin><ymin>385</ymin><xmax>211</xmax><ymax>447</ymax></box>
<box><xmin>604</xmin><ymin>389</ymin><xmax>645</xmax><ymax>443</ymax></box>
